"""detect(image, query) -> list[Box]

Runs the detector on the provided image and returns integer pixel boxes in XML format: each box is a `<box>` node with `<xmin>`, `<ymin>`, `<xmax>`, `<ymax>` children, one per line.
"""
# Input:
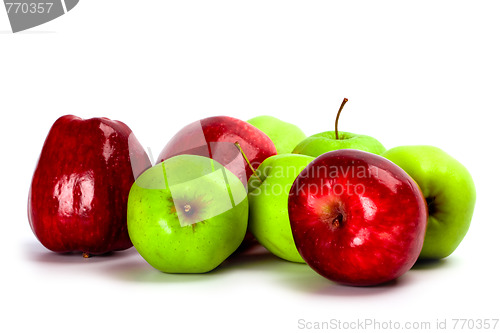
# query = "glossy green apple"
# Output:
<box><xmin>382</xmin><ymin>145</ymin><xmax>476</xmax><ymax>259</ymax></box>
<box><xmin>248</xmin><ymin>153</ymin><xmax>314</xmax><ymax>263</ymax></box>
<box><xmin>247</xmin><ymin>116</ymin><xmax>306</xmax><ymax>154</ymax></box>
<box><xmin>127</xmin><ymin>155</ymin><xmax>248</xmax><ymax>273</ymax></box>
<box><xmin>293</xmin><ymin>131</ymin><xmax>386</xmax><ymax>157</ymax></box>
<box><xmin>293</xmin><ymin>98</ymin><xmax>385</xmax><ymax>157</ymax></box>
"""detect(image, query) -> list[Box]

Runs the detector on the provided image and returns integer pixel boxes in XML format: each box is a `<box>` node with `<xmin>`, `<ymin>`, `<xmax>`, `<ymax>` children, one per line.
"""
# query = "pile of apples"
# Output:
<box><xmin>28</xmin><ymin>99</ymin><xmax>476</xmax><ymax>286</ymax></box>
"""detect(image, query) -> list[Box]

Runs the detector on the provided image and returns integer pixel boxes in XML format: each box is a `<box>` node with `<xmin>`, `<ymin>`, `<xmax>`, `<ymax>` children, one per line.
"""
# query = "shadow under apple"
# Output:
<box><xmin>217</xmin><ymin>245</ymin><xmax>297</xmax><ymax>272</ymax></box>
<box><xmin>411</xmin><ymin>257</ymin><xmax>453</xmax><ymax>270</ymax></box>
<box><xmin>276</xmin><ymin>267</ymin><xmax>417</xmax><ymax>298</ymax></box>
<box><xmin>103</xmin><ymin>245</ymin><xmax>303</xmax><ymax>283</ymax></box>
<box><xmin>26</xmin><ymin>239</ymin><xmax>451</xmax><ymax>293</ymax></box>
<box><xmin>23</xmin><ymin>240</ymin><xmax>137</xmax><ymax>265</ymax></box>
<box><xmin>102</xmin><ymin>259</ymin><xmax>222</xmax><ymax>284</ymax></box>
<box><xmin>220</xmin><ymin>245</ymin><xmax>415</xmax><ymax>297</ymax></box>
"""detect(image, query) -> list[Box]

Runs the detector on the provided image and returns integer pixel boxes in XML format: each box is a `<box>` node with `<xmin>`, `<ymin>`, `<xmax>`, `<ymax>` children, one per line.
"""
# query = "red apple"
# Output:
<box><xmin>28</xmin><ymin>115</ymin><xmax>151</xmax><ymax>256</ymax></box>
<box><xmin>288</xmin><ymin>149</ymin><xmax>427</xmax><ymax>286</ymax></box>
<box><xmin>156</xmin><ymin>116</ymin><xmax>277</xmax><ymax>184</ymax></box>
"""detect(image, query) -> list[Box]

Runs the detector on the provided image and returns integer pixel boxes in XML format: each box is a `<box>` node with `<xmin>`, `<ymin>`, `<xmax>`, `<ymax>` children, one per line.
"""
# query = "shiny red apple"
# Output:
<box><xmin>288</xmin><ymin>149</ymin><xmax>427</xmax><ymax>286</ymax></box>
<box><xmin>156</xmin><ymin>116</ymin><xmax>277</xmax><ymax>184</ymax></box>
<box><xmin>28</xmin><ymin>115</ymin><xmax>151</xmax><ymax>256</ymax></box>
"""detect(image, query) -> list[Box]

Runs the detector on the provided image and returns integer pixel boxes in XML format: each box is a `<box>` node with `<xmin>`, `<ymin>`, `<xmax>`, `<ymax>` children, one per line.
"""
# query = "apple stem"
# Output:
<box><xmin>335</xmin><ymin>98</ymin><xmax>349</xmax><ymax>140</ymax></box>
<box><xmin>234</xmin><ymin>142</ymin><xmax>263</xmax><ymax>183</ymax></box>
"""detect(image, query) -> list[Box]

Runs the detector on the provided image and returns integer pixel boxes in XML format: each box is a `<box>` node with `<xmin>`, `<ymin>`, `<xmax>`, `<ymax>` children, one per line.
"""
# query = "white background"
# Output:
<box><xmin>1</xmin><ymin>1</ymin><xmax>499</xmax><ymax>332</ymax></box>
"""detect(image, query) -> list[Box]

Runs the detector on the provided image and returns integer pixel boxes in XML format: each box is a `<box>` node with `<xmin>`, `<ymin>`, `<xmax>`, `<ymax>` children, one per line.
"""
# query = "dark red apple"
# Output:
<box><xmin>28</xmin><ymin>115</ymin><xmax>151</xmax><ymax>256</ymax></box>
<box><xmin>288</xmin><ymin>149</ymin><xmax>427</xmax><ymax>286</ymax></box>
<box><xmin>156</xmin><ymin>116</ymin><xmax>277</xmax><ymax>184</ymax></box>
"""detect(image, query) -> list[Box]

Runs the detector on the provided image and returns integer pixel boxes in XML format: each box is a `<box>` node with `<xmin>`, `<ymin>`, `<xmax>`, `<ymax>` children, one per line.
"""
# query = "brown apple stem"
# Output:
<box><xmin>234</xmin><ymin>142</ymin><xmax>263</xmax><ymax>182</ymax></box>
<box><xmin>82</xmin><ymin>252</ymin><xmax>90</xmax><ymax>258</ymax></box>
<box><xmin>335</xmin><ymin>98</ymin><xmax>349</xmax><ymax>140</ymax></box>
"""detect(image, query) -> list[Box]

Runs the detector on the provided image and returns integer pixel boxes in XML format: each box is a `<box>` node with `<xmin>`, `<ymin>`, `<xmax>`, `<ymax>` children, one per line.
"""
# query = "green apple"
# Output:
<box><xmin>248</xmin><ymin>153</ymin><xmax>314</xmax><ymax>263</ymax></box>
<box><xmin>293</xmin><ymin>131</ymin><xmax>386</xmax><ymax>157</ymax></box>
<box><xmin>292</xmin><ymin>98</ymin><xmax>385</xmax><ymax>157</ymax></box>
<box><xmin>127</xmin><ymin>154</ymin><xmax>248</xmax><ymax>273</ymax></box>
<box><xmin>247</xmin><ymin>116</ymin><xmax>307</xmax><ymax>154</ymax></box>
<box><xmin>382</xmin><ymin>145</ymin><xmax>476</xmax><ymax>259</ymax></box>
